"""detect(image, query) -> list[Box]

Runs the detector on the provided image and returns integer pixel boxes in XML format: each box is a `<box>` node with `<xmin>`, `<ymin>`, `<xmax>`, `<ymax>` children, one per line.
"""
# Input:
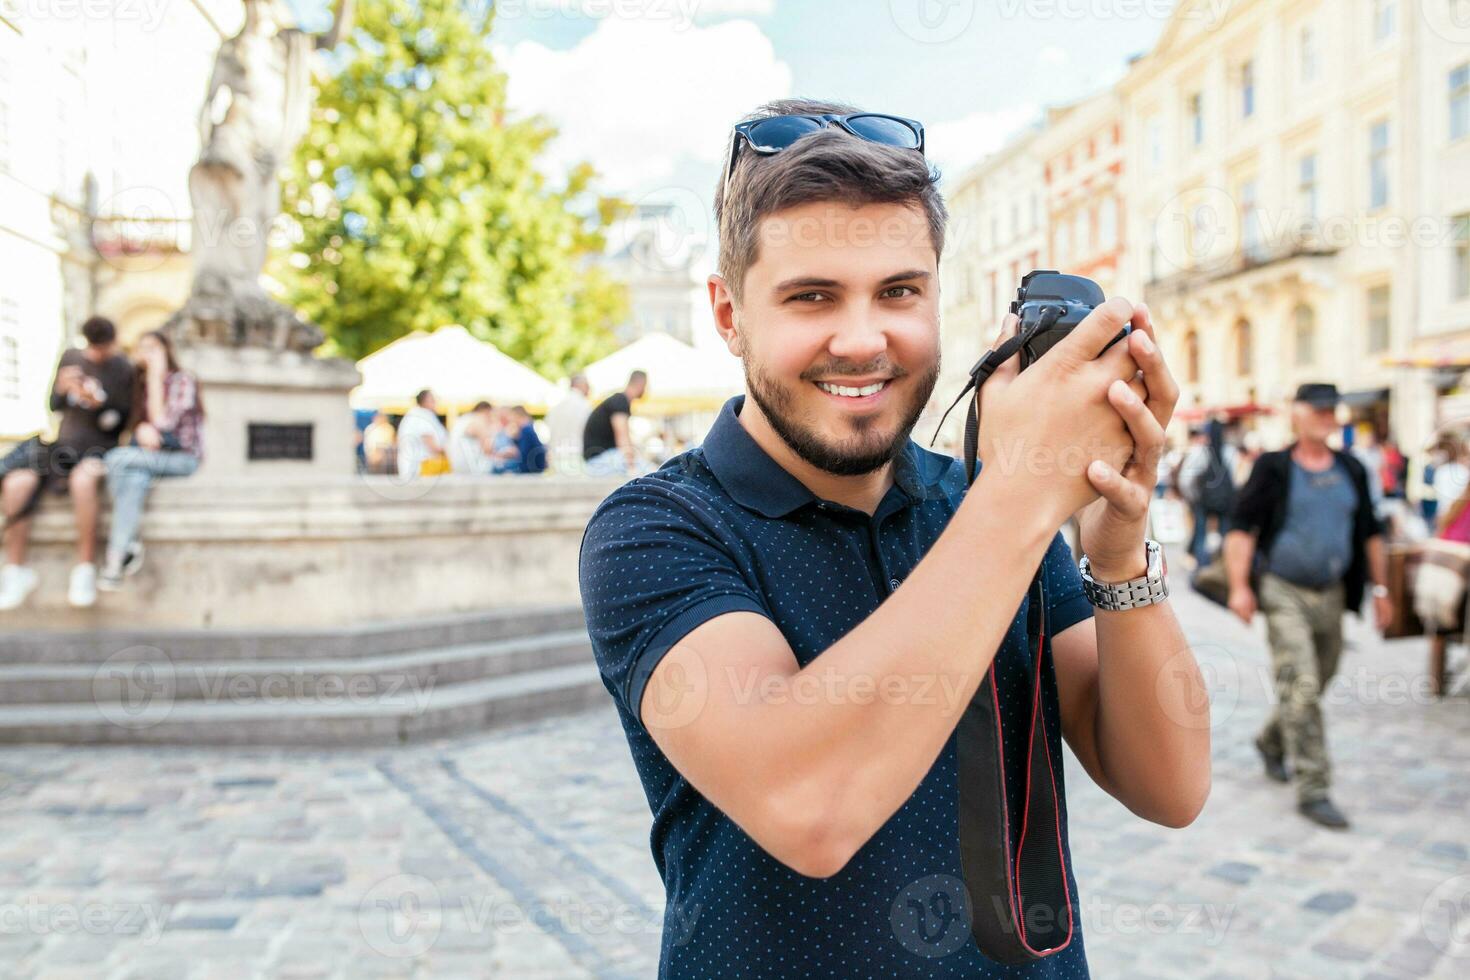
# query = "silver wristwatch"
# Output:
<box><xmin>1078</xmin><ymin>540</ymin><xmax>1169</xmax><ymax>611</ymax></box>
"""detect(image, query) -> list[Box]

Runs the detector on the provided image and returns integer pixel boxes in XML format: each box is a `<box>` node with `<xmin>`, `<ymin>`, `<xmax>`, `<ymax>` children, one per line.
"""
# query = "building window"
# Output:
<box><xmin>1074</xmin><ymin>210</ymin><xmax>1089</xmax><ymax>260</ymax></box>
<box><xmin>1368</xmin><ymin>119</ymin><xmax>1390</xmax><ymax>210</ymax></box>
<box><xmin>1234</xmin><ymin>320</ymin><xmax>1252</xmax><ymax>376</ymax></box>
<box><xmin>1146</xmin><ymin>116</ymin><xmax>1163</xmax><ymax>171</ymax></box>
<box><xmin>0</xmin><ymin>293</ymin><xmax>17</xmax><ymax>402</ymax></box>
<box><xmin>1367</xmin><ymin>284</ymin><xmax>1391</xmax><ymax>353</ymax></box>
<box><xmin>1299</xmin><ymin>153</ymin><xmax>1319</xmax><ymax>222</ymax></box>
<box><xmin>1453</xmin><ymin>214</ymin><xmax>1470</xmax><ymax>301</ymax></box>
<box><xmin>1184</xmin><ymin>330</ymin><xmax>1200</xmax><ymax>383</ymax></box>
<box><xmin>1030</xmin><ymin>192</ymin><xmax>1039</xmax><ymax>231</ymax></box>
<box><xmin>1373</xmin><ymin>0</ymin><xmax>1397</xmax><ymax>42</ymax></box>
<box><xmin>1240</xmin><ymin>59</ymin><xmax>1256</xmax><ymax>118</ymax></box>
<box><xmin>1452</xmin><ymin>63</ymin><xmax>1470</xmax><ymax>142</ymax></box>
<box><xmin>1099</xmin><ymin>196</ymin><xmax>1118</xmax><ymax>249</ymax></box>
<box><xmin>1188</xmin><ymin>92</ymin><xmax>1204</xmax><ymax>148</ymax></box>
<box><xmin>1293</xmin><ymin>305</ymin><xmax>1317</xmax><ymax>367</ymax></box>
<box><xmin>0</xmin><ymin>55</ymin><xmax>10</xmax><ymax>175</ymax></box>
<box><xmin>1057</xmin><ymin>221</ymin><xmax>1071</xmax><ymax>265</ymax></box>
<box><xmin>1239</xmin><ymin>178</ymin><xmax>1262</xmax><ymax>259</ymax></box>
<box><xmin>1190</xmin><ymin>203</ymin><xmax>1214</xmax><ymax>264</ymax></box>
<box><xmin>1299</xmin><ymin>25</ymin><xmax>1318</xmax><ymax>84</ymax></box>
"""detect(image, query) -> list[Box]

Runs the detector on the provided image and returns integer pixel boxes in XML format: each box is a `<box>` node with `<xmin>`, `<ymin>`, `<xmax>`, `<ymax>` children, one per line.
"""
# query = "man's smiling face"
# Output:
<box><xmin>726</xmin><ymin>199</ymin><xmax>941</xmax><ymax>477</ymax></box>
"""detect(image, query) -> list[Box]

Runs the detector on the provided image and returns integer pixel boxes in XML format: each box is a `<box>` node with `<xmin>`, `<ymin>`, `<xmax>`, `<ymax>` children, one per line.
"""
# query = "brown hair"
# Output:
<box><xmin>80</xmin><ymin>316</ymin><xmax>116</xmax><ymax>347</ymax></box>
<box><xmin>128</xmin><ymin>330</ymin><xmax>205</xmax><ymax>431</ymax></box>
<box><xmin>713</xmin><ymin>98</ymin><xmax>947</xmax><ymax>306</ymax></box>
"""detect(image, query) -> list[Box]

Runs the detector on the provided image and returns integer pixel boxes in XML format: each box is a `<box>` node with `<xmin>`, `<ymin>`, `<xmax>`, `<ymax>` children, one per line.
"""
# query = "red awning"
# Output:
<box><xmin>1173</xmin><ymin>403</ymin><xmax>1275</xmax><ymax>424</ymax></box>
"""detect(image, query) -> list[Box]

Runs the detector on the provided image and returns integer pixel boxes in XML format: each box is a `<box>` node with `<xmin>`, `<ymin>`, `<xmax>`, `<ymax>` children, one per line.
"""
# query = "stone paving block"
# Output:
<box><xmin>1301</xmin><ymin>890</ymin><xmax>1357</xmax><ymax>914</ymax></box>
<box><xmin>1207</xmin><ymin>861</ymin><xmax>1260</xmax><ymax>885</ymax></box>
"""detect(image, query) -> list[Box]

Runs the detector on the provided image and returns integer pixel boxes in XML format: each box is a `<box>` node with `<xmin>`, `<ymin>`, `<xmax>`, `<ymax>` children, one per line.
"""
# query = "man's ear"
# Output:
<box><xmin>709</xmin><ymin>274</ymin><xmax>746</xmax><ymax>356</ymax></box>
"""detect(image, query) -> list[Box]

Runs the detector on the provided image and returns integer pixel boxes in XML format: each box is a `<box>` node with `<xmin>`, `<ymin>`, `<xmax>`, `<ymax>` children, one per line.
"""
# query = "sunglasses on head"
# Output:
<box><xmin>723</xmin><ymin>112</ymin><xmax>926</xmax><ymax>192</ymax></box>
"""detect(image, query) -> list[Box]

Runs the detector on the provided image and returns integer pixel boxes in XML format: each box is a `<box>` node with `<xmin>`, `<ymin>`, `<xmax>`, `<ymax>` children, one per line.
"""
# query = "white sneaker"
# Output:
<box><xmin>0</xmin><ymin>564</ymin><xmax>38</xmax><ymax>611</ymax></box>
<box><xmin>68</xmin><ymin>563</ymin><xmax>98</xmax><ymax>608</ymax></box>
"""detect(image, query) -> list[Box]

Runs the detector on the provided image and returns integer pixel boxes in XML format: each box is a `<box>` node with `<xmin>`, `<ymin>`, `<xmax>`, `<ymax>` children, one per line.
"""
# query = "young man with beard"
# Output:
<box><xmin>579</xmin><ymin>99</ymin><xmax>1210</xmax><ymax>977</ymax></box>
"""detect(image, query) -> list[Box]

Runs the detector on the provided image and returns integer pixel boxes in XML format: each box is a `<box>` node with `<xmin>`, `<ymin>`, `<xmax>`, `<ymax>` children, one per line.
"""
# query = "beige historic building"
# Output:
<box><xmin>1119</xmin><ymin>0</ymin><xmax>1470</xmax><ymax>448</ymax></box>
<box><xmin>0</xmin><ymin>1</ymin><xmax>231</xmax><ymax>439</ymax></box>
<box><xmin>932</xmin><ymin>125</ymin><xmax>1047</xmax><ymax>450</ymax></box>
<box><xmin>1035</xmin><ymin>90</ymin><xmax>1131</xmax><ymax>301</ymax></box>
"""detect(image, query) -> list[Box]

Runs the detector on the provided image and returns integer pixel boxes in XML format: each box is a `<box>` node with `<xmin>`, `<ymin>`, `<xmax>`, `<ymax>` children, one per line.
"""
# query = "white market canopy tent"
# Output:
<box><xmin>351</xmin><ymin>325</ymin><xmax>559</xmax><ymax>415</ymax></box>
<box><xmin>584</xmin><ymin>332</ymin><xmax>745</xmax><ymax>415</ymax></box>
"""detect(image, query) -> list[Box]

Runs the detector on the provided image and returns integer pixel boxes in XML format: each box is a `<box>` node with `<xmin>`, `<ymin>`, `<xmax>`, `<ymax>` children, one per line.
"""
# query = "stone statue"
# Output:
<box><xmin>165</xmin><ymin>0</ymin><xmax>353</xmax><ymax>353</ymax></box>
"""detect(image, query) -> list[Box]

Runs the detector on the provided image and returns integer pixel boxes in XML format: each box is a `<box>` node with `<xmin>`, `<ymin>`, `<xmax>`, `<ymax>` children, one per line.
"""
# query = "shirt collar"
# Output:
<box><xmin>701</xmin><ymin>395</ymin><xmax>951</xmax><ymax>519</ymax></box>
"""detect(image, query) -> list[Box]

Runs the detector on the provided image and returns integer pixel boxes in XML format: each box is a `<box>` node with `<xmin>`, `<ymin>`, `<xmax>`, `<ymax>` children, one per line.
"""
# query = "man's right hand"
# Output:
<box><xmin>55</xmin><ymin>366</ymin><xmax>82</xmax><ymax>397</ymax></box>
<box><xmin>1227</xmin><ymin>585</ymin><xmax>1256</xmax><ymax>625</ymax></box>
<box><xmin>976</xmin><ymin>296</ymin><xmax>1144</xmax><ymax>528</ymax></box>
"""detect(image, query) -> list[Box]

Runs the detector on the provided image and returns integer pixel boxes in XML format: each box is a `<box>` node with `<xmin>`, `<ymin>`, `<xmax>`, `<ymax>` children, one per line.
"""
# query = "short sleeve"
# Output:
<box><xmin>579</xmin><ymin>484</ymin><xmax>770</xmax><ymax>724</ymax></box>
<box><xmin>1040</xmin><ymin>532</ymin><xmax>1093</xmax><ymax>636</ymax></box>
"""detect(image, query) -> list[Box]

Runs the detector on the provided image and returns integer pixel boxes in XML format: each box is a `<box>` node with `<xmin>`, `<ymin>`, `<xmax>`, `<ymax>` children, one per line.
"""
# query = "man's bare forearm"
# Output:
<box><xmin>1367</xmin><ymin>534</ymin><xmax>1386</xmax><ymax>589</ymax></box>
<box><xmin>1224</xmin><ymin>530</ymin><xmax>1255</xmax><ymax>591</ymax></box>
<box><xmin>1091</xmin><ymin>602</ymin><xmax>1210</xmax><ymax>827</ymax></box>
<box><xmin>707</xmin><ymin>468</ymin><xmax>1060</xmax><ymax>870</ymax></box>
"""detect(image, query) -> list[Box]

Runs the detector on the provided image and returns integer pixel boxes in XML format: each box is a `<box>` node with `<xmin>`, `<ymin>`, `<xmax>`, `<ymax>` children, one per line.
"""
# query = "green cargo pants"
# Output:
<box><xmin>1256</xmin><ymin>573</ymin><xmax>1345</xmax><ymax>804</ymax></box>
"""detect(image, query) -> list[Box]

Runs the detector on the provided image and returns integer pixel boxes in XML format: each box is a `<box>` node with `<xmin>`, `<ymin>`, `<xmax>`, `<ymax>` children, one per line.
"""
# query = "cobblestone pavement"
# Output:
<box><xmin>1</xmin><ymin>585</ymin><xmax>1468</xmax><ymax>979</ymax></box>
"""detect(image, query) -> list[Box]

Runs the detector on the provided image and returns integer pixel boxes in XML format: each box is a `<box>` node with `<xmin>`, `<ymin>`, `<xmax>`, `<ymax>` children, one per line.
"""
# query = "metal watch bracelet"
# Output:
<box><xmin>1078</xmin><ymin>539</ymin><xmax>1169</xmax><ymax>611</ymax></box>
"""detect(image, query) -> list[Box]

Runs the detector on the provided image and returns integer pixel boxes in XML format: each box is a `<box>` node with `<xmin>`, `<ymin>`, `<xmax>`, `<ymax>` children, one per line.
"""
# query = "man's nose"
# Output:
<box><xmin>826</xmin><ymin>310</ymin><xmax>889</xmax><ymax>364</ymax></box>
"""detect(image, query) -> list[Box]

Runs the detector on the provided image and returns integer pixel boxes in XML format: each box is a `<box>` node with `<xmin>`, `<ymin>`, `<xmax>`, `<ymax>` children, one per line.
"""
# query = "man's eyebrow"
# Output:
<box><xmin>771</xmin><ymin>270</ymin><xmax>932</xmax><ymax>295</ymax></box>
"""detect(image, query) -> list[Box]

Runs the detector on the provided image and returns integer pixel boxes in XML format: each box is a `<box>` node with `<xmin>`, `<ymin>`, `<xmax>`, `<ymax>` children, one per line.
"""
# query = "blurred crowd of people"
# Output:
<box><xmin>359</xmin><ymin>369</ymin><xmax>661</xmax><ymax>480</ymax></box>
<box><xmin>1159</xmin><ymin>406</ymin><xmax>1466</xmax><ymax>566</ymax></box>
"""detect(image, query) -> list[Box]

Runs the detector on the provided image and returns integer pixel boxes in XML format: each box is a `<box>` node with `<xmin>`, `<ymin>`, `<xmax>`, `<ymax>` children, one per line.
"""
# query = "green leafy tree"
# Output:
<box><xmin>272</xmin><ymin>0</ymin><xmax>628</xmax><ymax>375</ymax></box>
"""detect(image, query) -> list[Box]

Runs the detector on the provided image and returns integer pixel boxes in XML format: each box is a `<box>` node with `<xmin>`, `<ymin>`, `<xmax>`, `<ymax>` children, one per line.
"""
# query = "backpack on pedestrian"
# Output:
<box><xmin>1198</xmin><ymin>444</ymin><xmax>1235</xmax><ymax>515</ymax></box>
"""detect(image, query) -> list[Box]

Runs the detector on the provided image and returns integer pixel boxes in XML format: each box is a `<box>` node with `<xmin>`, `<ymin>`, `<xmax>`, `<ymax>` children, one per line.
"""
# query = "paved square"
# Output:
<box><xmin>1</xmin><ymin>586</ymin><xmax>1467</xmax><ymax>978</ymax></box>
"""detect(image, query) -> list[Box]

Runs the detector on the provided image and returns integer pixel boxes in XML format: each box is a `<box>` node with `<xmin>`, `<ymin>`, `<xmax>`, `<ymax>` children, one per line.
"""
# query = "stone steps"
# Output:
<box><xmin>0</xmin><ymin>606</ymin><xmax>609</xmax><ymax>745</ymax></box>
<box><xmin>0</xmin><ymin>604</ymin><xmax>587</xmax><ymax>663</ymax></box>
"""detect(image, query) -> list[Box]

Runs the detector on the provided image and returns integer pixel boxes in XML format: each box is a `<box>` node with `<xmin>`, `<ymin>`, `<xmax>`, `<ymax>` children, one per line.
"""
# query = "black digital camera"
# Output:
<box><xmin>1008</xmin><ymin>270</ymin><xmax>1124</xmax><ymax>369</ymax></box>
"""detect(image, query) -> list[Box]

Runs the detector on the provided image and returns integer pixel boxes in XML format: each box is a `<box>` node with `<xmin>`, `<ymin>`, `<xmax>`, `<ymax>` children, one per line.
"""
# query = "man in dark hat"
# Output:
<box><xmin>1223</xmin><ymin>382</ymin><xmax>1390</xmax><ymax>829</ymax></box>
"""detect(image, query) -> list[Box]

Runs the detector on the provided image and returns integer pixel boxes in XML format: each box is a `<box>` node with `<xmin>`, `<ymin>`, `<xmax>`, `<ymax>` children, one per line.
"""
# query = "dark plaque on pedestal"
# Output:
<box><xmin>248</xmin><ymin>423</ymin><xmax>314</xmax><ymax>461</ymax></box>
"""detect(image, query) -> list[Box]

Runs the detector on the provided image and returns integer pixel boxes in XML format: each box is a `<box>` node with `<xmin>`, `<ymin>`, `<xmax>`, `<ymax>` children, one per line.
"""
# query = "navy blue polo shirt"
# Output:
<box><xmin>579</xmin><ymin>395</ymin><xmax>1095</xmax><ymax>979</ymax></box>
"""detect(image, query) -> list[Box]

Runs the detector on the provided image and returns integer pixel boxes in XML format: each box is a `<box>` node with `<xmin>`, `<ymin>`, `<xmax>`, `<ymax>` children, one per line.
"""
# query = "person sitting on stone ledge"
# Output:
<box><xmin>506</xmin><ymin>405</ymin><xmax>548</xmax><ymax>475</ymax></box>
<box><xmin>396</xmin><ymin>389</ymin><xmax>449</xmax><ymax>478</ymax></box>
<box><xmin>448</xmin><ymin>401</ymin><xmax>498</xmax><ymax>475</ymax></box>
<box><xmin>97</xmin><ymin>331</ymin><xmax>205</xmax><ymax>593</ymax></box>
<box><xmin>487</xmin><ymin>406</ymin><xmax>521</xmax><ymax>475</ymax></box>
<box><xmin>0</xmin><ymin>316</ymin><xmax>134</xmax><ymax>611</ymax></box>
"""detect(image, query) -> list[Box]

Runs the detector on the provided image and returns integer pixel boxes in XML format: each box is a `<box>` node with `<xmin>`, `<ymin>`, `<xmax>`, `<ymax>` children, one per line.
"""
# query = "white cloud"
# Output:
<box><xmin>1038</xmin><ymin>44</ymin><xmax>1069</xmax><ymax>66</ymax></box>
<box><xmin>508</xmin><ymin>0</ymin><xmax>773</xmax><ymax>31</ymax></box>
<box><xmin>925</xmin><ymin>103</ymin><xmax>1041</xmax><ymax>180</ymax></box>
<box><xmin>496</xmin><ymin>16</ymin><xmax>791</xmax><ymax>192</ymax></box>
<box><xmin>692</xmin><ymin>0</ymin><xmax>775</xmax><ymax>18</ymax></box>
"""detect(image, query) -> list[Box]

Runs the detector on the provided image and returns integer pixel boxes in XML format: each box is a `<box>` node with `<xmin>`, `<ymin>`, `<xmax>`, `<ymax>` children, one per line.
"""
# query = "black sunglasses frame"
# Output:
<box><xmin>722</xmin><ymin>113</ymin><xmax>926</xmax><ymax>194</ymax></box>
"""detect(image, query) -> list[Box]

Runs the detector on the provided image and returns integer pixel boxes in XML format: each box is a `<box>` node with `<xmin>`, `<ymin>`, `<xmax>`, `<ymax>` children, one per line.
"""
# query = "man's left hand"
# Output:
<box><xmin>1077</xmin><ymin>302</ymin><xmax>1180</xmax><ymax>581</ymax></box>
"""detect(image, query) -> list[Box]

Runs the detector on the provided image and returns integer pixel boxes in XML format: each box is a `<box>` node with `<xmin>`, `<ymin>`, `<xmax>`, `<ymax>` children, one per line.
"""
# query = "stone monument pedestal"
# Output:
<box><xmin>184</xmin><ymin>343</ymin><xmax>361</xmax><ymax>480</ymax></box>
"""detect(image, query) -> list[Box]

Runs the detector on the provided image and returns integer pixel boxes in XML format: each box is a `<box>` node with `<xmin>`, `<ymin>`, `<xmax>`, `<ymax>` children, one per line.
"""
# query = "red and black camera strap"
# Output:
<box><xmin>956</xmin><ymin>572</ymin><xmax>1075</xmax><ymax>963</ymax></box>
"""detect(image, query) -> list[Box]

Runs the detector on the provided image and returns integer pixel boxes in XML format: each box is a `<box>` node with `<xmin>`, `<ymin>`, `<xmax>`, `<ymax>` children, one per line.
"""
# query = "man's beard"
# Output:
<box><xmin>743</xmin><ymin>355</ymin><xmax>940</xmax><ymax>477</ymax></box>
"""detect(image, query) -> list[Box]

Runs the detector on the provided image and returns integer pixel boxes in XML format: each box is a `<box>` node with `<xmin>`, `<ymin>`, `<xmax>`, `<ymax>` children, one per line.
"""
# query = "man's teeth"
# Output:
<box><xmin>817</xmin><ymin>381</ymin><xmax>887</xmax><ymax>398</ymax></box>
